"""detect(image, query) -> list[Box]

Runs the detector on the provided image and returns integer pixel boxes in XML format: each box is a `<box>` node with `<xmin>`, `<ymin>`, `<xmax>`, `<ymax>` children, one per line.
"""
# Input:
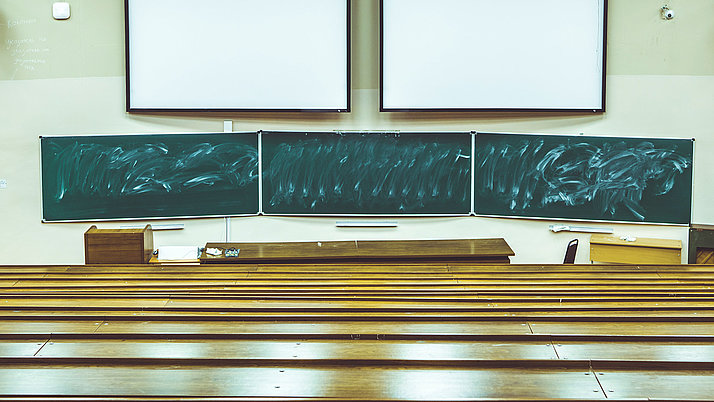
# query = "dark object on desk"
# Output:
<box><xmin>84</xmin><ymin>225</ymin><xmax>153</xmax><ymax>264</ymax></box>
<box><xmin>563</xmin><ymin>239</ymin><xmax>578</xmax><ymax>264</ymax></box>
<box><xmin>224</xmin><ymin>248</ymin><xmax>240</xmax><ymax>258</ymax></box>
<box><xmin>688</xmin><ymin>224</ymin><xmax>714</xmax><ymax>264</ymax></box>
<box><xmin>200</xmin><ymin>238</ymin><xmax>514</xmax><ymax>264</ymax></box>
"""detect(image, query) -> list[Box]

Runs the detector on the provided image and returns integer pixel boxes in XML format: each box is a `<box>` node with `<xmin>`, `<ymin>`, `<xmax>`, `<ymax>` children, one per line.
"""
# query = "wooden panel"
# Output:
<box><xmin>35</xmin><ymin>340</ymin><xmax>558</xmax><ymax>361</ymax></box>
<box><xmin>0</xmin><ymin>266</ymin><xmax>71</xmax><ymax>273</ymax></box>
<box><xmin>4</xmin><ymin>287</ymin><xmax>713</xmax><ymax>296</ymax></box>
<box><xmin>0</xmin><ymin>321</ymin><xmax>103</xmax><ymax>334</ymax></box>
<box><xmin>84</xmin><ymin>225</ymin><xmax>153</xmax><ymax>264</ymax></box>
<box><xmin>10</xmin><ymin>292</ymin><xmax>714</xmax><ymax>302</ymax></box>
<box><xmin>0</xmin><ymin>341</ymin><xmax>48</xmax><ymax>357</ymax></box>
<box><xmin>63</xmin><ymin>264</ymin><xmax>260</xmax><ymax>272</ymax></box>
<box><xmin>590</xmin><ymin>244</ymin><xmax>682</xmax><ymax>264</ymax></box>
<box><xmin>3</xmin><ymin>309</ymin><xmax>714</xmax><ymax>321</ymax></box>
<box><xmin>1</xmin><ymin>261</ymin><xmax>713</xmax><ymax>400</ymax></box>
<box><xmin>7</xmin><ymin>284</ymin><xmax>714</xmax><ymax>293</ymax></box>
<box><xmin>8</xmin><ymin>276</ymin><xmax>707</xmax><ymax>284</ymax></box>
<box><xmin>239</xmin><ymin>272</ymin><xmax>665</xmax><ymax>279</ymax></box>
<box><xmin>591</xmin><ymin>235</ymin><xmax>683</xmax><ymax>250</ymax></box>
<box><xmin>596</xmin><ymin>370</ymin><xmax>714</xmax><ymax>399</ymax></box>
<box><xmin>201</xmin><ymin>239</ymin><xmax>514</xmax><ymax>264</ymax></box>
<box><xmin>356</xmin><ymin>239</ymin><xmax>515</xmax><ymax>259</ymax></box>
<box><xmin>159</xmin><ymin>298</ymin><xmax>714</xmax><ymax>309</ymax></box>
<box><xmin>530</xmin><ymin>322</ymin><xmax>714</xmax><ymax>336</ymax></box>
<box><xmin>0</xmin><ymin>297</ymin><xmax>169</xmax><ymax>308</ymax></box>
<box><xmin>692</xmin><ymin>224</ymin><xmax>714</xmax><ymax>231</ymax></box>
<box><xmin>19</xmin><ymin>273</ymin><xmax>251</xmax><ymax>279</ymax></box>
<box><xmin>689</xmin><ymin>225</ymin><xmax>714</xmax><ymax>263</ymax></box>
<box><xmin>256</xmin><ymin>263</ymin><xmax>452</xmax><ymax>272</ymax></box>
<box><xmin>202</xmin><ymin>241</ymin><xmax>358</xmax><ymax>263</ymax></box>
<box><xmin>12</xmin><ymin>280</ymin><xmax>238</xmax><ymax>287</ymax></box>
<box><xmin>696</xmin><ymin>248</ymin><xmax>714</xmax><ymax>264</ymax></box>
<box><xmin>0</xmin><ymin>365</ymin><xmax>604</xmax><ymax>399</ymax></box>
<box><xmin>590</xmin><ymin>234</ymin><xmax>682</xmax><ymax>264</ymax></box>
<box><xmin>4</xmin><ymin>263</ymin><xmax>712</xmax><ymax>274</ymax></box>
<box><xmin>94</xmin><ymin>321</ymin><xmax>532</xmax><ymax>336</ymax></box>
<box><xmin>556</xmin><ymin>342</ymin><xmax>714</xmax><ymax>362</ymax></box>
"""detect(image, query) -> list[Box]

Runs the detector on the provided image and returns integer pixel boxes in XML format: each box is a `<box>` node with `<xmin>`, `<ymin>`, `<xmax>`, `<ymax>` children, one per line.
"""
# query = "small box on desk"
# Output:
<box><xmin>84</xmin><ymin>225</ymin><xmax>153</xmax><ymax>264</ymax></box>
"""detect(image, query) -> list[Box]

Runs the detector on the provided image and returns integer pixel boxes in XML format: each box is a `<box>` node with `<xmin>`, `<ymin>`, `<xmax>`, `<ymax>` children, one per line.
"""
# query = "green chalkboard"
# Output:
<box><xmin>262</xmin><ymin>132</ymin><xmax>472</xmax><ymax>214</ymax></box>
<box><xmin>41</xmin><ymin>133</ymin><xmax>259</xmax><ymax>221</ymax></box>
<box><xmin>473</xmin><ymin>133</ymin><xmax>693</xmax><ymax>224</ymax></box>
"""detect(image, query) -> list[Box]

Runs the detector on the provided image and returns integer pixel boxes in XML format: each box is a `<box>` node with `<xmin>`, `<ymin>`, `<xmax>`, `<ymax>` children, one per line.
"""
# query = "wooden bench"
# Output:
<box><xmin>1</xmin><ymin>262</ymin><xmax>714</xmax><ymax>400</ymax></box>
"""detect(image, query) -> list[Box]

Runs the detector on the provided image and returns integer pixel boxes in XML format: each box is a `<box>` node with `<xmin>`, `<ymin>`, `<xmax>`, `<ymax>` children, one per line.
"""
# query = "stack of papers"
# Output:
<box><xmin>157</xmin><ymin>246</ymin><xmax>200</xmax><ymax>261</ymax></box>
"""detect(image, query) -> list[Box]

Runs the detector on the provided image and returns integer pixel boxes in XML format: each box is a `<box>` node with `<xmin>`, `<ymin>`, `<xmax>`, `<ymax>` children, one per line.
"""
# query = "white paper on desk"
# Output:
<box><xmin>158</xmin><ymin>246</ymin><xmax>200</xmax><ymax>260</ymax></box>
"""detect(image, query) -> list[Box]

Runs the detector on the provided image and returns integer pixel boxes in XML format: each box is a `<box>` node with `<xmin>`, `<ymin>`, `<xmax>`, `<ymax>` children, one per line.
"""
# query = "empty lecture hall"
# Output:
<box><xmin>1</xmin><ymin>0</ymin><xmax>714</xmax><ymax>401</ymax></box>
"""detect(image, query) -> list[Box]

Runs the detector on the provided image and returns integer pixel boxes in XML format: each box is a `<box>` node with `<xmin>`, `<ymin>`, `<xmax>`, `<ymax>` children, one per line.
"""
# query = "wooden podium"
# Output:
<box><xmin>84</xmin><ymin>225</ymin><xmax>153</xmax><ymax>264</ymax></box>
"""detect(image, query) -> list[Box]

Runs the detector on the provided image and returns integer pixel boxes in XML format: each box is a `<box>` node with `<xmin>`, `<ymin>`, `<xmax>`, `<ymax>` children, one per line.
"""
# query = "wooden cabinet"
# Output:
<box><xmin>688</xmin><ymin>224</ymin><xmax>714</xmax><ymax>263</ymax></box>
<box><xmin>590</xmin><ymin>234</ymin><xmax>681</xmax><ymax>264</ymax></box>
<box><xmin>84</xmin><ymin>225</ymin><xmax>153</xmax><ymax>264</ymax></box>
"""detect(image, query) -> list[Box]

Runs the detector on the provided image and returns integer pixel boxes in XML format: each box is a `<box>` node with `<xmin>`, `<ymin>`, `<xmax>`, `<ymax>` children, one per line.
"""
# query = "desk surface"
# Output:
<box><xmin>590</xmin><ymin>234</ymin><xmax>682</xmax><ymax>249</ymax></box>
<box><xmin>590</xmin><ymin>234</ymin><xmax>682</xmax><ymax>264</ymax></box>
<box><xmin>201</xmin><ymin>238</ymin><xmax>514</xmax><ymax>264</ymax></box>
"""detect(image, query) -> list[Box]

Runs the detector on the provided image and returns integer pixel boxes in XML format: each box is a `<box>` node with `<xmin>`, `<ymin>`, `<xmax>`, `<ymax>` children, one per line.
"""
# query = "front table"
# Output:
<box><xmin>200</xmin><ymin>238</ymin><xmax>514</xmax><ymax>264</ymax></box>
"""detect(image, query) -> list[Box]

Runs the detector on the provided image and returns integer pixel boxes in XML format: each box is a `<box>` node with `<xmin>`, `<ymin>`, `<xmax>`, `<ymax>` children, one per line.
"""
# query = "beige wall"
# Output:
<box><xmin>1</xmin><ymin>0</ymin><xmax>712</xmax><ymax>264</ymax></box>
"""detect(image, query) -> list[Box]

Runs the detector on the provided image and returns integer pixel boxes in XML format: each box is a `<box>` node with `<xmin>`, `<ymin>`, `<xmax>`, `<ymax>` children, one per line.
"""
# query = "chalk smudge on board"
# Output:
<box><xmin>265</xmin><ymin>135</ymin><xmax>471</xmax><ymax>212</ymax></box>
<box><xmin>475</xmin><ymin>140</ymin><xmax>691</xmax><ymax>220</ymax></box>
<box><xmin>49</xmin><ymin>142</ymin><xmax>258</xmax><ymax>201</ymax></box>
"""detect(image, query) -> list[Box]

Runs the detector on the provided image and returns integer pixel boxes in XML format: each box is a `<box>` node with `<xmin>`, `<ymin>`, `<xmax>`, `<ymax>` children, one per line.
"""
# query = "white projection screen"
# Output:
<box><xmin>381</xmin><ymin>0</ymin><xmax>607</xmax><ymax>112</ymax></box>
<box><xmin>126</xmin><ymin>0</ymin><xmax>350</xmax><ymax>111</ymax></box>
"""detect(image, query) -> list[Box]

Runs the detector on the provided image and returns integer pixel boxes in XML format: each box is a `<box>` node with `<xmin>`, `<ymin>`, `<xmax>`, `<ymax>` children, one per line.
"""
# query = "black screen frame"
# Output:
<box><xmin>379</xmin><ymin>0</ymin><xmax>608</xmax><ymax>113</ymax></box>
<box><xmin>124</xmin><ymin>0</ymin><xmax>352</xmax><ymax>113</ymax></box>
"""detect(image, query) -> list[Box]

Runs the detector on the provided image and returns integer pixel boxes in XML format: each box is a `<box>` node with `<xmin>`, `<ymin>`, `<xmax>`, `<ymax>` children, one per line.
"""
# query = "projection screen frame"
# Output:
<box><xmin>379</xmin><ymin>0</ymin><xmax>608</xmax><ymax>113</ymax></box>
<box><xmin>125</xmin><ymin>0</ymin><xmax>351</xmax><ymax>113</ymax></box>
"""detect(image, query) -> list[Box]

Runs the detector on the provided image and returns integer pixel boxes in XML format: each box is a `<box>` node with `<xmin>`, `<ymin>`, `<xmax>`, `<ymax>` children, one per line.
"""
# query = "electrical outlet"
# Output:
<box><xmin>0</xmin><ymin>179</ymin><xmax>7</xmax><ymax>189</ymax></box>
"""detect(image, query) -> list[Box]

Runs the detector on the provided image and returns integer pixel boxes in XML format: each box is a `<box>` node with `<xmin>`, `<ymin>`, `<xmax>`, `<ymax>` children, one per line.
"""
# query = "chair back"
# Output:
<box><xmin>563</xmin><ymin>239</ymin><xmax>578</xmax><ymax>264</ymax></box>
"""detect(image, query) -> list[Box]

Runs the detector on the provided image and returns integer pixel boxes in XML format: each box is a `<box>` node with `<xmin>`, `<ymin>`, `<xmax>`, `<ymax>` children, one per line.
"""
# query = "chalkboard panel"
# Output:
<box><xmin>41</xmin><ymin>133</ymin><xmax>259</xmax><ymax>221</ymax></box>
<box><xmin>473</xmin><ymin>133</ymin><xmax>693</xmax><ymax>224</ymax></box>
<box><xmin>262</xmin><ymin>132</ymin><xmax>472</xmax><ymax>215</ymax></box>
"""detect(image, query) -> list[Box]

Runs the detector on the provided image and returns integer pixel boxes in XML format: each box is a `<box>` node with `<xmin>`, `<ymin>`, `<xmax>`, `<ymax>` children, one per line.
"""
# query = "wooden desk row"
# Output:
<box><xmin>83</xmin><ymin>231</ymin><xmax>692</xmax><ymax>266</ymax></box>
<box><xmin>1</xmin><ymin>262</ymin><xmax>713</xmax><ymax>401</ymax></box>
<box><xmin>200</xmin><ymin>238</ymin><xmax>515</xmax><ymax>264</ymax></box>
<box><xmin>83</xmin><ymin>228</ymin><xmax>519</xmax><ymax>265</ymax></box>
